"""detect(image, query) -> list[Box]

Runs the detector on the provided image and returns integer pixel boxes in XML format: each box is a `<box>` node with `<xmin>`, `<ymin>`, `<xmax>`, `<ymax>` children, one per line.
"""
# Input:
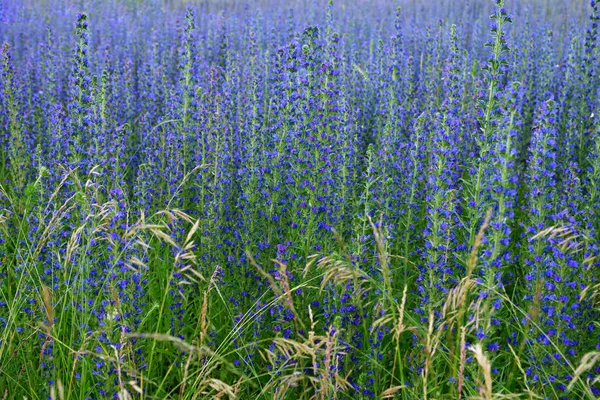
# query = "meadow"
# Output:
<box><xmin>0</xmin><ymin>0</ymin><xmax>599</xmax><ymax>398</ymax></box>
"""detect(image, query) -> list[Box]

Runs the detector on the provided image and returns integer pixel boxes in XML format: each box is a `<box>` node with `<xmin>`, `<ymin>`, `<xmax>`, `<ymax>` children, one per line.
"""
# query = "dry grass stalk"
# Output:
<box><xmin>303</xmin><ymin>253</ymin><xmax>320</xmax><ymax>279</ymax></box>
<box><xmin>395</xmin><ymin>285</ymin><xmax>408</xmax><ymax>342</ymax></box>
<box><xmin>184</xmin><ymin>264</ymin><xmax>217</xmax><ymax>400</ymax></box>
<box><xmin>315</xmin><ymin>254</ymin><xmax>368</xmax><ymax>293</ymax></box>
<box><xmin>373</xmin><ymin>285</ymin><xmax>414</xmax><ymax>343</ymax></box>
<box><xmin>246</xmin><ymin>250</ymin><xmax>282</xmax><ymax>297</ymax></box>
<box><xmin>457</xmin><ymin>327</ymin><xmax>467</xmax><ymax>400</ymax></box>
<box><xmin>466</xmin><ymin>209</ymin><xmax>493</xmax><ymax>277</ymax></box>
<box><xmin>232</xmin><ymin>377</ymin><xmax>243</xmax><ymax>398</ymax></box>
<box><xmin>453</xmin><ymin>209</ymin><xmax>492</xmax><ymax>330</ymax></box>
<box><xmin>422</xmin><ymin>311</ymin><xmax>444</xmax><ymax>400</ymax></box>
<box><xmin>41</xmin><ymin>285</ymin><xmax>54</xmax><ymax>333</ymax></box>
<box><xmin>65</xmin><ymin>223</ymin><xmax>86</xmax><ymax>267</ymax></box>
<box><xmin>368</xmin><ymin>214</ymin><xmax>392</xmax><ymax>301</ymax></box>
<box><xmin>39</xmin><ymin>285</ymin><xmax>55</xmax><ymax>363</ymax></box>
<box><xmin>49</xmin><ymin>380</ymin><xmax>64</xmax><ymax>400</ymax></box>
<box><xmin>580</xmin><ymin>282</ymin><xmax>600</xmax><ymax>307</ymax></box>
<box><xmin>319</xmin><ymin>327</ymin><xmax>335</xmax><ymax>400</ymax></box>
<box><xmin>260</xmin><ymin>306</ymin><xmax>351</xmax><ymax>400</ymax></box>
<box><xmin>181</xmin><ymin>346</ymin><xmax>196</xmax><ymax>397</ymax></box>
<box><xmin>320</xmin><ymin>325</ymin><xmax>351</xmax><ymax>400</ymax></box>
<box><xmin>448</xmin><ymin>209</ymin><xmax>493</xmax><ymax>386</ymax></box>
<box><xmin>567</xmin><ymin>351</ymin><xmax>600</xmax><ymax>393</ymax></box>
<box><xmin>112</xmin><ymin>329</ymin><xmax>131</xmax><ymax>400</ymax></box>
<box><xmin>381</xmin><ymin>385</ymin><xmax>406</xmax><ymax>398</ymax></box>
<box><xmin>246</xmin><ymin>251</ymin><xmax>303</xmax><ymax>332</ymax></box>
<box><xmin>262</xmin><ymin>337</ymin><xmax>314</xmax><ymax>366</ymax></box>
<box><xmin>35</xmin><ymin>192</ymin><xmax>79</xmax><ymax>257</ymax></box>
<box><xmin>531</xmin><ymin>225</ymin><xmax>584</xmax><ymax>253</ymax></box>
<box><xmin>128</xmin><ymin>380</ymin><xmax>143</xmax><ymax>396</ymax></box>
<box><xmin>272</xmin><ymin>258</ymin><xmax>303</xmax><ymax>331</ymax></box>
<box><xmin>199</xmin><ymin>290</ymin><xmax>209</xmax><ymax>344</ymax></box>
<box><xmin>471</xmin><ymin>343</ymin><xmax>493</xmax><ymax>400</ymax></box>
<box><xmin>200</xmin><ymin>378</ymin><xmax>236</xmax><ymax>399</ymax></box>
<box><xmin>443</xmin><ymin>276</ymin><xmax>477</xmax><ymax>321</ymax></box>
<box><xmin>309</xmin><ymin>305</ymin><xmax>318</xmax><ymax>377</ymax></box>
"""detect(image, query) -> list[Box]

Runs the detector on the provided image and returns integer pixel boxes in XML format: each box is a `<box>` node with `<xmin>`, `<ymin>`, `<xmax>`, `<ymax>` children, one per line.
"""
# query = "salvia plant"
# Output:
<box><xmin>0</xmin><ymin>0</ymin><xmax>598</xmax><ymax>399</ymax></box>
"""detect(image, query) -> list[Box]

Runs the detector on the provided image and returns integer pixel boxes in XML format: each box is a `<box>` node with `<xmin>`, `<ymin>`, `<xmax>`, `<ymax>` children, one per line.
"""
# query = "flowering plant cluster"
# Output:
<box><xmin>0</xmin><ymin>0</ymin><xmax>598</xmax><ymax>398</ymax></box>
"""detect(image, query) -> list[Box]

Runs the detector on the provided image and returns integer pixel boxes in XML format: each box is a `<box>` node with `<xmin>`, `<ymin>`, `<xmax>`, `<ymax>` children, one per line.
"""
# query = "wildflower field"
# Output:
<box><xmin>0</xmin><ymin>0</ymin><xmax>599</xmax><ymax>398</ymax></box>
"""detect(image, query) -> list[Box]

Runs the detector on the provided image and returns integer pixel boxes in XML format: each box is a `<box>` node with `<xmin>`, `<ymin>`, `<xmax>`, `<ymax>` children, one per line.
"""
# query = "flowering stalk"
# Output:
<box><xmin>1</xmin><ymin>43</ymin><xmax>26</xmax><ymax>193</ymax></box>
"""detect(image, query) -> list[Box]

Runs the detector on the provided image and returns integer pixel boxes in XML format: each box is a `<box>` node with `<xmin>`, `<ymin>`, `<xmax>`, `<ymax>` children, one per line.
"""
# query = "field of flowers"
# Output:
<box><xmin>0</xmin><ymin>0</ymin><xmax>599</xmax><ymax>398</ymax></box>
